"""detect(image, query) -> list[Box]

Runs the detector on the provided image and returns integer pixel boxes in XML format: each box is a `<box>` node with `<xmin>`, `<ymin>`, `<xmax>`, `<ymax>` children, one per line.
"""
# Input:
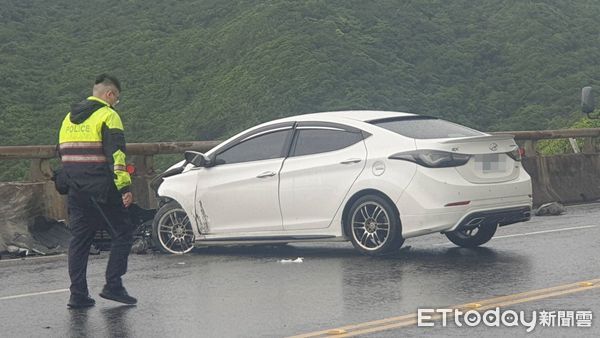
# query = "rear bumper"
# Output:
<box><xmin>450</xmin><ymin>206</ymin><xmax>532</xmax><ymax>232</ymax></box>
<box><xmin>396</xmin><ymin>165</ymin><xmax>532</xmax><ymax>238</ymax></box>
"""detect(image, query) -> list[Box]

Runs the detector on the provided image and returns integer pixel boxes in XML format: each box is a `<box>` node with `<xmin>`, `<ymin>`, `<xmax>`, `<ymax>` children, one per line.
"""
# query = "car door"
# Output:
<box><xmin>279</xmin><ymin>123</ymin><xmax>368</xmax><ymax>230</ymax></box>
<box><xmin>194</xmin><ymin>126</ymin><xmax>293</xmax><ymax>234</ymax></box>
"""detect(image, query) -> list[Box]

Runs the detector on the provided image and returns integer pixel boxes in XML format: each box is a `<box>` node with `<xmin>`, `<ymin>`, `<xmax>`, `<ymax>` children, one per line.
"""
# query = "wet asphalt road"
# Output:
<box><xmin>1</xmin><ymin>203</ymin><xmax>599</xmax><ymax>337</ymax></box>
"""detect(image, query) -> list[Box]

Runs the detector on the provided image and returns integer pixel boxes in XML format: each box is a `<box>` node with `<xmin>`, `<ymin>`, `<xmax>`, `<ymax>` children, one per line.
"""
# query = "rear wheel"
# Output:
<box><xmin>346</xmin><ymin>195</ymin><xmax>404</xmax><ymax>255</ymax></box>
<box><xmin>152</xmin><ymin>201</ymin><xmax>195</xmax><ymax>254</ymax></box>
<box><xmin>445</xmin><ymin>223</ymin><xmax>497</xmax><ymax>248</ymax></box>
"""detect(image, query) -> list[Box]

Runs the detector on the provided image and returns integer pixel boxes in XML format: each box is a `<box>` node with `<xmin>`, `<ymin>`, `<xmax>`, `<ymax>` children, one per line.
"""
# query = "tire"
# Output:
<box><xmin>152</xmin><ymin>201</ymin><xmax>195</xmax><ymax>254</ymax></box>
<box><xmin>445</xmin><ymin>223</ymin><xmax>497</xmax><ymax>248</ymax></box>
<box><xmin>345</xmin><ymin>194</ymin><xmax>404</xmax><ymax>256</ymax></box>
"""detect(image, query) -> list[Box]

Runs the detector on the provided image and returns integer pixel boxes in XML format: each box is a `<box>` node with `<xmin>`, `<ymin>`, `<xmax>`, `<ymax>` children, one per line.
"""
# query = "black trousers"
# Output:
<box><xmin>67</xmin><ymin>191</ymin><xmax>133</xmax><ymax>296</ymax></box>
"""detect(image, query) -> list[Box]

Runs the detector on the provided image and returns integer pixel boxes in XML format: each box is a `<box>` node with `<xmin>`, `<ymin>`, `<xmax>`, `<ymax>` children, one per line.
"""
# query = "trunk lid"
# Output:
<box><xmin>415</xmin><ymin>134</ymin><xmax>521</xmax><ymax>183</ymax></box>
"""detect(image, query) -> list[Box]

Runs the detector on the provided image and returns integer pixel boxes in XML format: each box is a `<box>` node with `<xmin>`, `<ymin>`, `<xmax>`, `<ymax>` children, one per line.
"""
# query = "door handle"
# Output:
<box><xmin>256</xmin><ymin>171</ymin><xmax>276</xmax><ymax>178</ymax></box>
<box><xmin>340</xmin><ymin>158</ymin><xmax>362</xmax><ymax>164</ymax></box>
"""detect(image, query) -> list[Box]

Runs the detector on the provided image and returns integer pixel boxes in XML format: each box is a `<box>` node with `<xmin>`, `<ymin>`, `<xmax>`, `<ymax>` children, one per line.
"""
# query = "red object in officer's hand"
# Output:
<box><xmin>126</xmin><ymin>164</ymin><xmax>136</xmax><ymax>175</ymax></box>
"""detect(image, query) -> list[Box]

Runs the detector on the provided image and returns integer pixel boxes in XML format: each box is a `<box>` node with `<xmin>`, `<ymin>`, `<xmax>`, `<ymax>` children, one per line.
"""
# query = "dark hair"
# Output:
<box><xmin>95</xmin><ymin>73</ymin><xmax>121</xmax><ymax>92</ymax></box>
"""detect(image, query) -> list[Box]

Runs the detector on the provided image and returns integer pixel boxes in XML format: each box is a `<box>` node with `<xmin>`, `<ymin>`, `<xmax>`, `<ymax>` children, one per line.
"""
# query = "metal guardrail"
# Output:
<box><xmin>0</xmin><ymin>141</ymin><xmax>221</xmax><ymax>160</ymax></box>
<box><xmin>1</xmin><ymin>130</ymin><xmax>598</xmax><ymax>212</ymax></box>
<box><xmin>0</xmin><ymin>141</ymin><xmax>221</xmax><ymax>181</ymax></box>
<box><xmin>1</xmin><ymin>129</ymin><xmax>596</xmax><ymax>159</ymax></box>
<box><xmin>493</xmin><ymin>129</ymin><xmax>600</xmax><ymax>155</ymax></box>
<box><xmin>498</xmin><ymin>128</ymin><xmax>600</xmax><ymax>140</ymax></box>
<box><xmin>0</xmin><ymin>128</ymin><xmax>598</xmax><ymax>181</ymax></box>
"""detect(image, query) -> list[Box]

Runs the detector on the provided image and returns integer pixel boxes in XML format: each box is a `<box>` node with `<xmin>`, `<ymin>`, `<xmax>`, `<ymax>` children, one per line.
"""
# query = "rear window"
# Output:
<box><xmin>370</xmin><ymin>117</ymin><xmax>484</xmax><ymax>139</ymax></box>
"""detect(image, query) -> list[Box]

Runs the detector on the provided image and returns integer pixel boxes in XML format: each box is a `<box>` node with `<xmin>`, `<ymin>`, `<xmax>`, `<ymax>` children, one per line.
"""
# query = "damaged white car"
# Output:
<box><xmin>151</xmin><ymin>111</ymin><xmax>532</xmax><ymax>255</ymax></box>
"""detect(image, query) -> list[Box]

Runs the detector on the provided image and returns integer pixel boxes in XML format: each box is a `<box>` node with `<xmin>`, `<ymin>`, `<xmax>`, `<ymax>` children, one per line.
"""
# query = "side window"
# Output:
<box><xmin>291</xmin><ymin>129</ymin><xmax>363</xmax><ymax>157</ymax></box>
<box><xmin>216</xmin><ymin>129</ymin><xmax>290</xmax><ymax>165</ymax></box>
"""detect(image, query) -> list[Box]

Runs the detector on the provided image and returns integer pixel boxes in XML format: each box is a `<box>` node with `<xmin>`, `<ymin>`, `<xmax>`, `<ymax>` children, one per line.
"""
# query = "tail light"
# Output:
<box><xmin>507</xmin><ymin>148</ymin><xmax>523</xmax><ymax>161</ymax></box>
<box><xmin>389</xmin><ymin>150</ymin><xmax>471</xmax><ymax>168</ymax></box>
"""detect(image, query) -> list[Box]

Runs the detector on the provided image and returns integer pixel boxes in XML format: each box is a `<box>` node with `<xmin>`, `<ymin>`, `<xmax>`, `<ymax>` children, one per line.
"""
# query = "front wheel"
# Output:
<box><xmin>152</xmin><ymin>201</ymin><xmax>195</xmax><ymax>254</ymax></box>
<box><xmin>345</xmin><ymin>195</ymin><xmax>404</xmax><ymax>256</ymax></box>
<box><xmin>445</xmin><ymin>223</ymin><xmax>497</xmax><ymax>248</ymax></box>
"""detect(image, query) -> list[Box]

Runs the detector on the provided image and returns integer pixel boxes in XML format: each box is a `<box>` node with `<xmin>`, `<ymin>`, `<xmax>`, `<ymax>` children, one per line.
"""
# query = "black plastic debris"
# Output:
<box><xmin>535</xmin><ymin>202</ymin><xmax>566</xmax><ymax>216</ymax></box>
<box><xmin>28</xmin><ymin>216</ymin><xmax>71</xmax><ymax>253</ymax></box>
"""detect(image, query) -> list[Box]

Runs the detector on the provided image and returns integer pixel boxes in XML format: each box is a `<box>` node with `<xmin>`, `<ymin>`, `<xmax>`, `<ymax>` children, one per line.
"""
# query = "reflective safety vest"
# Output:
<box><xmin>58</xmin><ymin>96</ymin><xmax>131</xmax><ymax>200</ymax></box>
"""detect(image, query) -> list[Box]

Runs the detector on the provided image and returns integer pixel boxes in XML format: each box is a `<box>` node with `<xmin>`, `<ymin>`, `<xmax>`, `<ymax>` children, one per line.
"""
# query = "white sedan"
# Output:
<box><xmin>151</xmin><ymin>111</ymin><xmax>532</xmax><ymax>255</ymax></box>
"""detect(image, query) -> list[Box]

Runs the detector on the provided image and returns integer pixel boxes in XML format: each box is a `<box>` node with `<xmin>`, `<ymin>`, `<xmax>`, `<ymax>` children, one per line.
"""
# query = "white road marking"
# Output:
<box><xmin>1</xmin><ymin>226</ymin><xmax>597</xmax><ymax>300</ymax></box>
<box><xmin>0</xmin><ymin>253</ymin><xmax>67</xmax><ymax>264</ymax></box>
<box><xmin>493</xmin><ymin>225</ymin><xmax>598</xmax><ymax>239</ymax></box>
<box><xmin>433</xmin><ymin>224</ymin><xmax>598</xmax><ymax>246</ymax></box>
<box><xmin>0</xmin><ymin>288</ymin><xmax>69</xmax><ymax>301</ymax></box>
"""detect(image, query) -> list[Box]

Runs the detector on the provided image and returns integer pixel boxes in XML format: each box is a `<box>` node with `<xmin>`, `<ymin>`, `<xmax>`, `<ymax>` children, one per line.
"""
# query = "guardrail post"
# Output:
<box><xmin>522</xmin><ymin>140</ymin><xmax>537</xmax><ymax>157</ymax></box>
<box><xmin>129</xmin><ymin>155</ymin><xmax>156</xmax><ymax>209</ymax></box>
<box><xmin>29</xmin><ymin>159</ymin><xmax>53</xmax><ymax>182</ymax></box>
<box><xmin>130</xmin><ymin>155</ymin><xmax>154</xmax><ymax>176</ymax></box>
<box><xmin>582</xmin><ymin>137</ymin><xmax>595</xmax><ymax>154</ymax></box>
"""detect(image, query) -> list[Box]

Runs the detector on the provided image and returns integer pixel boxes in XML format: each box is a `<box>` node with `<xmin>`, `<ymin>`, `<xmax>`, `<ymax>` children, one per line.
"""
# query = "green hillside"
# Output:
<box><xmin>1</xmin><ymin>0</ymin><xmax>600</xmax><ymax>180</ymax></box>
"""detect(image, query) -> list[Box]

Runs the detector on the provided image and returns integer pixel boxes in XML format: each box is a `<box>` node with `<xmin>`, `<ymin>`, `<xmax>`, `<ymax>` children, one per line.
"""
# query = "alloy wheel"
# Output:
<box><xmin>156</xmin><ymin>208</ymin><xmax>195</xmax><ymax>254</ymax></box>
<box><xmin>351</xmin><ymin>201</ymin><xmax>391</xmax><ymax>251</ymax></box>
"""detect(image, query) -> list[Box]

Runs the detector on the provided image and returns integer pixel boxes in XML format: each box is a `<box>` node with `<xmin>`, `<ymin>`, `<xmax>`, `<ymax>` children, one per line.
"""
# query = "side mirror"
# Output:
<box><xmin>582</xmin><ymin>86</ymin><xmax>596</xmax><ymax>117</ymax></box>
<box><xmin>184</xmin><ymin>151</ymin><xmax>211</xmax><ymax>167</ymax></box>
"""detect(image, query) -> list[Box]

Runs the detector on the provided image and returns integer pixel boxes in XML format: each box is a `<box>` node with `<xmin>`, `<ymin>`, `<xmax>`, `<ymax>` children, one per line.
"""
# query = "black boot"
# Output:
<box><xmin>99</xmin><ymin>285</ymin><xmax>137</xmax><ymax>305</ymax></box>
<box><xmin>67</xmin><ymin>294</ymin><xmax>96</xmax><ymax>309</ymax></box>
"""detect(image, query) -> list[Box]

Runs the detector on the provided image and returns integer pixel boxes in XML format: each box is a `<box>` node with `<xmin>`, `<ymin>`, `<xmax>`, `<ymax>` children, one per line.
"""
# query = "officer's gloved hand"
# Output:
<box><xmin>122</xmin><ymin>192</ymin><xmax>133</xmax><ymax>208</ymax></box>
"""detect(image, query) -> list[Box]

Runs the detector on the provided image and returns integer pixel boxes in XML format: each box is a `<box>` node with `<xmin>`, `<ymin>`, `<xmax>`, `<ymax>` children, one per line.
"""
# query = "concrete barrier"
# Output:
<box><xmin>0</xmin><ymin>182</ymin><xmax>67</xmax><ymax>253</ymax></box>
<box><xmin>522</xmin><ymin>154</ymin><xmax>600</xmax><ymax>205</ymax></box>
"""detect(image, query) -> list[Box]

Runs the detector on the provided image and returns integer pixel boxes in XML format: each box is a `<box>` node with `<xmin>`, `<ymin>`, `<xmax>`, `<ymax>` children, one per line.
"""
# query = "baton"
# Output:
<box><xmin>90</xmin><ymin>196</ymin><xmax>117</xmax><ymax>234</ymax></box>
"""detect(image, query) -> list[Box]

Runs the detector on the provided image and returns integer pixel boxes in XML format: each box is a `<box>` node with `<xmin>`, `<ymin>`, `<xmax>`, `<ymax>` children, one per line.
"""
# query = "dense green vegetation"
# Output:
<box><xmin>1</xmin><ymin>0</ymin><xmax>600</xmax><ymax>180</ymax></box>
<box><xmin>537</xmin><ymin>116</ymin><xmax>600</xmax><ymax>155</ymax></box>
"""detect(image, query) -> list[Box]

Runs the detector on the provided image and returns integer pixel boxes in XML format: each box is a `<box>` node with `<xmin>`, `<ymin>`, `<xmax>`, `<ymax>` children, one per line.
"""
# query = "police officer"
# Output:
<box><xmin>59</xmin><ymin>74</ymin><xmax>137</xmax><ymax>308</ymax></box>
